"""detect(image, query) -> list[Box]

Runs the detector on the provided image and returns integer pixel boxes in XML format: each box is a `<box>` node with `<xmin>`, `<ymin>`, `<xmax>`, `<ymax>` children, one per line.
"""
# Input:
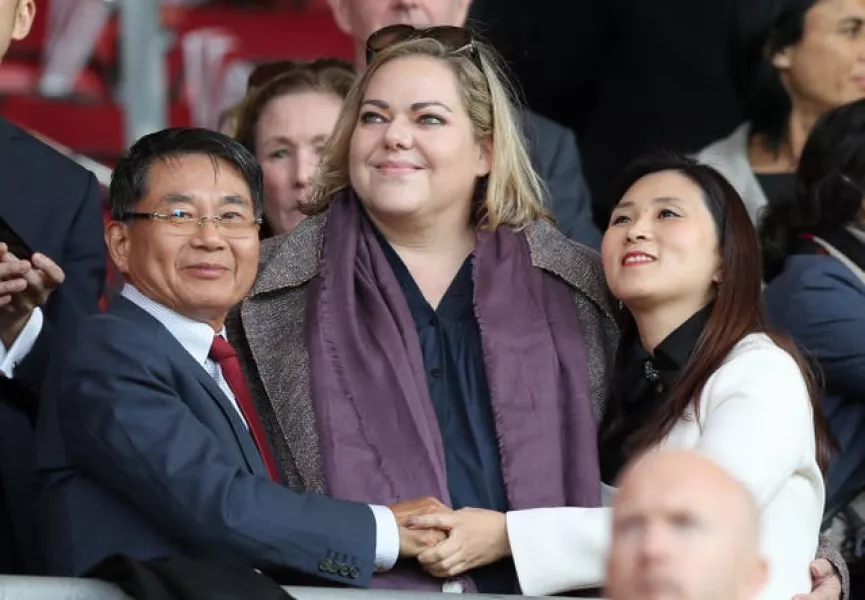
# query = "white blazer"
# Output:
<box><xmin>507</xmin><ymin>334</ymin><xmax>825</xmax><ymax>599</ymax></box>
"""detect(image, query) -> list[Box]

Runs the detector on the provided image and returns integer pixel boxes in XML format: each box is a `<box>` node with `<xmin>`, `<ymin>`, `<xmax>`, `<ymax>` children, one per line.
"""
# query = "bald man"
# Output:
<box><xmin>325</xmin><ymin>0</ymin><xmax>601</xmax><ymax>249</ymax></box>
<box><xmin>607</xmin><ymin>451</ymin><xmax>768</xmax><ymax>600</ymax></box>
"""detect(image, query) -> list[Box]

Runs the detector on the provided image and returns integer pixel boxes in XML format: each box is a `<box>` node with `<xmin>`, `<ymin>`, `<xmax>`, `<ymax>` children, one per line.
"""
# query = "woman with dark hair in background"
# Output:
<box><xmin>763</xmin><ymin>99</ymin><xmax>865</xmax><ymax>555</ymax></box>
<box><xmin>233</xmin><ymin>59</ymin><xmax>356</xmax><ymax>238</ymax></box>
<box><xmin>697</xmin><ymin>0</ymin><xmax>865</xmax><ymax>224</ymax></box>
<box><xmin>411</xmin><ymin>154</ymin><xmax>836</xmax><ymax>599</ymax></box>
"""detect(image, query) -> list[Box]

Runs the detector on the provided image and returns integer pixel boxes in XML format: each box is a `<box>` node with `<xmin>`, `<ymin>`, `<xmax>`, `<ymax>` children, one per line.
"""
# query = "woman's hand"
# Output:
<box><xmin>408</xmin><ymin>508</ymin><xmax>511</xmax><ymax>578</ymax></box>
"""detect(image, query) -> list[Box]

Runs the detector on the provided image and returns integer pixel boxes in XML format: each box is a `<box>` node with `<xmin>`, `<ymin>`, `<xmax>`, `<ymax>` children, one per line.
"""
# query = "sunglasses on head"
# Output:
<box><xmin>365</xmin><ymin>24</ymin><xmax>481</xmax><ymax>69</ymax></box>
<box><xmin>246</xmin><ymin>58</ymin><xmax>354</xmax><ymax>91</ymax></box>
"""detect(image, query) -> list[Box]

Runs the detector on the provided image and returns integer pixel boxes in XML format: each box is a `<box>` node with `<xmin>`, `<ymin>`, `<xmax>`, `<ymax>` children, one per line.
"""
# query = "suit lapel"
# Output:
<box><xmin>240</xmin><ymin>288</ymin><xmax>324</xmax><ymax>491</ymax></box>
<box><xmin>110</xmin><ymin>297</ymin><xmax>266</xmax><ymax>476</ymax></box>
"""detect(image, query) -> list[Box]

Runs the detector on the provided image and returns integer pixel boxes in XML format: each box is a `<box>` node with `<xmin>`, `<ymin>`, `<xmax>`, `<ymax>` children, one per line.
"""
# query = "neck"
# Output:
<box><xmin>630</xmin><ymin>301</ymin><xmax>708</xmax><ymax>353</ymax></box>
<box><xmin>786</xmin><ymin>101</ymin><xmax>823</xmax><ymax>167</ymax></box>
<box><xmin>372</xmin><ymin>209</ymin><xmax>476</xmax><ymax>264</ymax></box>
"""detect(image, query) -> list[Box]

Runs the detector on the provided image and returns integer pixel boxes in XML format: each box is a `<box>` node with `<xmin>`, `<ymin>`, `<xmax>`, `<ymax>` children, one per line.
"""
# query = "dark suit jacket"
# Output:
<box><xmin>36</xmin><ymin>296</ymin><xmax>377</xmax><ymax>585</ymax></box>
<box><xmin>523</xmin><ymin>109</ymin><xmax>600</xmax><ymax>249</ymax></box>
<box><xmin>0</xmin><ymin>116</ymin><xmax>105</xmax><ymax>574</ymax></box>
<box><xmin>0</xmin><ymin>116</ymin><xmax>106</xmax><ymax>399</ymax></box>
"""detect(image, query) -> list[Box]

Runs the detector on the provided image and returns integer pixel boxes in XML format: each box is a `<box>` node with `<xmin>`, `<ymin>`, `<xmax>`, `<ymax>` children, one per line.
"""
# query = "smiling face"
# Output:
<box><xmin>348</xmin><ymin>54</ymin><xmax>490</xmax><ymax>227</ymax></box>
<box><xmin>255</xmin><ymin>89</ymin><xmax>344</xmax><ymax>235</ymax></box>
<box><xmin>601</xmin><ymin>170</ymin><xmax>722</xmax><ymax>315</ymax></box>
<box><xmin>106</xmin><ymin>154</ymin><xmax>260</xmax><ymax>329</ymax></box>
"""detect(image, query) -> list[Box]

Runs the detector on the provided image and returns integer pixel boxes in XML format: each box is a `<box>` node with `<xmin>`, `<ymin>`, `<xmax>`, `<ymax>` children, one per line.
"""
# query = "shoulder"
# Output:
<box><xmin>702</xmin><ymin>333</ymin><xmax>808</xmax><ymax>405</ymax></box>
<box><xmin>252</xmin><ymin>212</ymin><xmax>327</xmax><ymax>296</ymax></box>
<box><xmin>4</xmin><ymin>121</ymin><xmax>94</xmax><ymax>186</ymax></box>
<box><xmin>767</xmin><ymin>255</ymin><xmax>865</xmax><ymax>302</ymax></box>
<box><xmin>696</xmin><ymin>122</ymin><xmax>751</xmax><ymax>164</ymax></box>
<box><xmin>526</xmin><ymin>220</ymin><xmax>614</xmax><ymax>319</ymax></box>
<box><xmin>522</xmin><ymin>109</ymin><xmax>573</xmax><ymax>143</ymax></box>
<box><xmin>59</xmin><ymin>307</ymin><xmax>163</xmax><ymax>368</ymax></box>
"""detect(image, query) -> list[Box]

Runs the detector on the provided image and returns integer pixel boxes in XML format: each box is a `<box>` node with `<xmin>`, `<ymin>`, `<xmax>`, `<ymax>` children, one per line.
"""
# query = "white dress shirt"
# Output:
<box><xmin>0</xmin><ymin>307</ymin><xmax>43</xmax><ymax>378</ymax></box>
<box><xmin>117</xmin><ymin>285</ymin><xmax>399</xmax><ymax>572</ymax></box>
<box><xmin>506</xmin><ymin>334</ymin><xmax>824</xmax><ymax>600</ymax></box>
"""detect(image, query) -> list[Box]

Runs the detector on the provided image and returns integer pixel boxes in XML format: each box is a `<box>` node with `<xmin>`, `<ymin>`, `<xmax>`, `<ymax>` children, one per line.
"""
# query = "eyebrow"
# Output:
<box><xmin>161</xmin><ymin>193</ymin><xmax>251</xmax><ymax>208</ymax></box>
<box><xmin>614</xmin><ymin>196</ymin><xmax>685</xmax><ymax>210</ymax></box>
<box><xmin>361</xmin><ymin>99</ymin><xmax>454</xmax><ymax>113</ymax></box>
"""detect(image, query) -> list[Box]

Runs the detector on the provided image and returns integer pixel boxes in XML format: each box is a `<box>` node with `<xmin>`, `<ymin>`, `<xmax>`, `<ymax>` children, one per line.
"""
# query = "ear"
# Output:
<box><xmin>12</xmin><ymin>0</ymin><xmax>35</xmax><ymax>42</ymax></box>
<box><xmin>475</xmin><ymin>136</ymin><xmax>492</xmax><ymax>177</ymax></box>
<box><xmin>771</xmin><ymin>47</ymin><xmax>792</xmax><ymax>70</ymax></box>
<box><xmin>105</xmin><ymin>221</ymin><xmax>131</xmax><ymax>276</ymax></box>
<box><xmin>327</xmin><ymin>0</ymin><xmax>353</xmax><ymax>36</ymax></box>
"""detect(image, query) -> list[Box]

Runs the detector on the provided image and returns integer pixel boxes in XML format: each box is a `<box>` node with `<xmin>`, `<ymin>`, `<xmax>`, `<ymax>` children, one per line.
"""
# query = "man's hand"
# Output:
<box><xmin>388</xmin><ymin>497</ymin><xmax>452</xmax><ymax>558</ymax></box>
<box><xmin>792</xmin><ymin>558</ymin><xmax>842</xmax><ymax>600</ymax></box>
<box><xmin>410</xmin><ymin>508</ymin><xmax>511</xmax><ymax>578</ymax></box>
<box><xmin>0</xmin><ymin>244</ymin><xmax>64</xmax><ymax>347</ymax></box>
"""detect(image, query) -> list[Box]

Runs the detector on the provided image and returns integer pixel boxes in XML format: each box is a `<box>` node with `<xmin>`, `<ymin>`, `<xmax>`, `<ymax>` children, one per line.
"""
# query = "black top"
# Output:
<box><xmin>378</xmin><ymin>236</ymin><xmax>515</xmax><ymax>593</ymax></box>
<box><xmin>599</xmin><ymin>308</ymin><xmax>710</xmax><ymax>485</ymax></box>
<box><xmin>756</xmin><ymin>172</ymin><xmax>796</xmax><ymax>210</ymax></box>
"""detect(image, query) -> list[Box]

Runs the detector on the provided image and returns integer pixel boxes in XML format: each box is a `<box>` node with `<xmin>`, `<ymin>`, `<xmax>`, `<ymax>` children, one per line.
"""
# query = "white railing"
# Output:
<box><xmin>0</xmin><ymin>576</ymin><xmax>558</xmax><ymax>599</ymax></box>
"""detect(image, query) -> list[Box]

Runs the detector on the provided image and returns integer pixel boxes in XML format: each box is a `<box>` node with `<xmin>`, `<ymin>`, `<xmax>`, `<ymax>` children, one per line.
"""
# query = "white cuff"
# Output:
<box><xmin>369</xmin><ymin>504</ymin><xmax>399</xmax><ymax>572</ymax></box>
<box><xmin>0</xmin><ymin>308</ymin><xmax>43</xmax><ymax>378</ymax></box>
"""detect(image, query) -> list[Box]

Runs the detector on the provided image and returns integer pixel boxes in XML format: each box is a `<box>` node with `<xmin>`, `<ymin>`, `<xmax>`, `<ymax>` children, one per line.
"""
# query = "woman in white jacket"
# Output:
<box><xmin>408</xmin><ymin>153</ymin><xmax>835</xmax><ymax>599</ymax></box>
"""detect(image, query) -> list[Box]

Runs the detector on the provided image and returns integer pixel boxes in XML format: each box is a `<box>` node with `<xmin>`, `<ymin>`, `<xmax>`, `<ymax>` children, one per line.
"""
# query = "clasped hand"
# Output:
<box><xmin>0</xmin><ymin>243</ymin><xmax>64</xmax><ymax>347</ymax></box>
<box><xmin>391</xmin><ymin>499</ymin><xmax>510</xmax><ymax>579</ymax></box>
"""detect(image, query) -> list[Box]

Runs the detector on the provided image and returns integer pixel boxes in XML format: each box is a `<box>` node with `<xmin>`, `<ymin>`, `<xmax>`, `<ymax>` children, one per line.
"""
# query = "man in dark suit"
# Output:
<box><xmin>326</xmin><ymin>0</ymin><xmax>601</xmax><ymax>248</ymax></box>
<box><xmin>36</xmin><ymin>128</ymin><xmax>445</xmax><ymax>582</ymax></box>
<box><xmin>0</xmin><ymin>0</ymin><xmax>106</xmax><ymax>574</ymax></box>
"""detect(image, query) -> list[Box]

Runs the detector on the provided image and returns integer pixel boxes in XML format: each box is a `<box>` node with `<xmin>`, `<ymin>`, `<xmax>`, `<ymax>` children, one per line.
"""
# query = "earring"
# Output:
<box><xmin>618</xmin><ymin>300</ymin><xmax>624</xmax><ymax>310</ymax></box>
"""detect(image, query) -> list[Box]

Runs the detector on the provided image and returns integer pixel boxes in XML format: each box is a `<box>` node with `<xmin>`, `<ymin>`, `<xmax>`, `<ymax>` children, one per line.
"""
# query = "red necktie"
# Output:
<box><xmin>209</xmin><ymin>335</ymin><xmax>281</xmax><ymax>482</ymax></box>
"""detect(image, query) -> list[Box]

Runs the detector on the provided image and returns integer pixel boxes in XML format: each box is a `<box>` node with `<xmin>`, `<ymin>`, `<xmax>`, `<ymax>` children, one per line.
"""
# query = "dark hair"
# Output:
<box><xmin>110</xmin><ymin>127</ymin><xmax>263</xmax><ymax>221</ymax></box>
<box><xmin>234</xmin><ymin>59</ymin><xmax>356</xmax><ymax>153</ymax></box>
<box><xmin>599</xmin><ymin>152</ymin><xmax>834</xmax><ymax>474</ymax></box>
<box><xmin>761</xmin><ymin>98</ymin><xmax>865</xmax><ymax>279</ymax></box>
<box><xmin>732</xmin><ymin>0</ymin><xmax>817</xmax><ymax>151</ymax></box>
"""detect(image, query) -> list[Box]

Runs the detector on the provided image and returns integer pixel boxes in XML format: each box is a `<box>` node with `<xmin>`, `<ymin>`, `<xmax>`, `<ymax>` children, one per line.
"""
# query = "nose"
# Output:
<box><xmin>637</xmin><ymin>522</ymin><xmax>673</xmax><ymax>564</ymax></box>
<box><xmin>625</xmin><ymin>212</ymin><xmax>653</xmax><ymax>243</ymax></box>
<box><xmin>189</xmin><ymin>218</ymin><xmax>228</xmax><ymax>250</ymax></box>
<box><xmin>383</xmin><ymin>116</ymin><xmax>413</xmax><ymax>151</ymax></box>
<box><xmin>293</xmin><ymin>148</ymin><xmax>317</xmax><ymax>190</ymax></box>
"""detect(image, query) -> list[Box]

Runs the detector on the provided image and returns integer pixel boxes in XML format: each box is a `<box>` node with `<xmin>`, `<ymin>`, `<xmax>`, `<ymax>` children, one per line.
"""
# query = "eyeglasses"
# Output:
<box><xmin>246</xmin><ymin>58</ymin><xmax>355</xmax><ymax>91</ymax></box>
<box><xmin>365</xmin><ymin>24</ymin><xmax>481</xmax><ymax>69</ymax></box>
<box><xmin>121</xmin><ymin>211</ymin><xmax>262</xmax><ymax>238</ymax></box>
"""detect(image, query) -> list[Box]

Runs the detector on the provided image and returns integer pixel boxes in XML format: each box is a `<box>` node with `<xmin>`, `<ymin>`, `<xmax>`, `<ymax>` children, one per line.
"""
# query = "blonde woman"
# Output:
<box><xmin>229</xmin><ymin>25</ymin><xmax>616</xmax><ymax>592</ymax></box>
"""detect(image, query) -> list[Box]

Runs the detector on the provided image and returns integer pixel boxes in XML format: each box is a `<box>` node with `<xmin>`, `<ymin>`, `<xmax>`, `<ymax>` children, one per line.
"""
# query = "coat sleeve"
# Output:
<box><xmin>52</xmin><ymin>316</ymin><xmax>377</xmax><ymax>586</ymax></box>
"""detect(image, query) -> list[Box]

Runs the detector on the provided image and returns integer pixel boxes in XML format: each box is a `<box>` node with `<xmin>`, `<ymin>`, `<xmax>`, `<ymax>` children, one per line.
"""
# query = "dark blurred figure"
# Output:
<box><xmin>762</xmin><ymin>100</ymin><xmax>865</xmax><ymax>594</ymax></box>
<box><xmin>469</xmin><ymin>0</ymin><xmax>745</xmax><ymax>226</ymax></box>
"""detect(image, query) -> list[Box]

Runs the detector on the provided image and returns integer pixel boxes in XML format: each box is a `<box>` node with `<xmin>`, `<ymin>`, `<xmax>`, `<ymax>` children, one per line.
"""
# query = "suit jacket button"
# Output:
<box><xmin>348</xmin><ymin>566</ymin><xmax>360</xmax><ymax>579</ymax></box>
<box><xmin>338</xmin><ymin>565</ymin><xmax>349</xmax><ymax>577</ymax></box>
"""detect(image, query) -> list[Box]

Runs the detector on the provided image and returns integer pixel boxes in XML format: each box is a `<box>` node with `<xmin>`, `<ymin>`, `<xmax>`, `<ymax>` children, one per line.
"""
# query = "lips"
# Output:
<box><xmin>374</xmin><ymin>159</ymin><xmax>423</xmax><ymax>176</ymax></box>
<box><xmin>184</xmin><ymin>263</ymin><xmax>230</xmax><ymax>279</ymax></box>
<box><xmin>622</xmin><ymin>251</ymin><xmax>656</xmax><ymax>266</ymax></box>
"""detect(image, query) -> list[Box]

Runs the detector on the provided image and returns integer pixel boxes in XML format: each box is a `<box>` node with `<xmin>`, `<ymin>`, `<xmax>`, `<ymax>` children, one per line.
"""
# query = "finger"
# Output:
<box><xmin>810</xmin><ymin>558</ymin><xmax>832</xmax><ymax>579</ymax></box>
<box><xmin>417</xmin><ymin>537</ymin><xmax>460</xmax><ymax>567</ymax></box>
<box><xmin>0</xmin><ymin>260</ymin><xmax>30</xmax><ymax>280</ymax></box>
<box><xmin>0</xmin><ymin>295</ymin><xmax>12</xmax><ymax>307</ymax></box>
<box><xmin>408</xmin><ymin>513</ymin><xmax>456</xmax><ymax>531</ymax></box>
<box><xmin>30</xmin><ymin>253</ymin><xmax>65</xmax><ymax>287</ymax></box>
<box><xmin>0</xmin><ymin>278</ymin><xmax>28</xmax><ymax>296</ymax></box>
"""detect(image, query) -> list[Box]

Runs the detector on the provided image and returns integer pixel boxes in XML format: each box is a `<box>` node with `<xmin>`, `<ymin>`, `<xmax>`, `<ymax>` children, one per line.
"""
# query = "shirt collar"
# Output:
<box><xmin>120</xmin><ymin>284</ymin><xmax>225</xmax><ymax>366</ymax></box>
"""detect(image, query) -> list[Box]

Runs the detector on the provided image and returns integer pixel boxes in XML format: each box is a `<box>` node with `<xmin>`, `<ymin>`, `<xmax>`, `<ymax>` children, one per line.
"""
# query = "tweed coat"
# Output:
<box><xmin>227</xmin><ymin>211</ymin><xmax>618</xmax><ymax>494</ymax></box>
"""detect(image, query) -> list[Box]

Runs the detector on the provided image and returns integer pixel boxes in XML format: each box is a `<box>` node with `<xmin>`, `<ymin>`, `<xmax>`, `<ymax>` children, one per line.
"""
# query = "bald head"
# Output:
<box><xmin>327</xmin><ymin>0</ymin><xmax>472</xmax><ymax>66</ymax></box>
<box><xmin>606</xmin><ymin>450</ymin><xmax>767</xmax><ymax>600</ymax></box>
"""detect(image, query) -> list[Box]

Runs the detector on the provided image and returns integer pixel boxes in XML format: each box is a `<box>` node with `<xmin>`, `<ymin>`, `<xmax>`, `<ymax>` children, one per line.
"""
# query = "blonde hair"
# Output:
<box><xmin>234</xmin><ymin>59</ymin><xmax>357</xmax><ymax>153</ymax></box>
<box><xmin>305</xmin><ymin>37</ymin><xmax>550</xmax><ymax>230</ymax></box>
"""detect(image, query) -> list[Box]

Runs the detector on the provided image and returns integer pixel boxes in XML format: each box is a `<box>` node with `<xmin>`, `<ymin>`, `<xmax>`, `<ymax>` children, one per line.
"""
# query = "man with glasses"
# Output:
<box><xmin>35</xmin><ymin>128</ymin><xmax>443</xmax><ymax>581</ymax></box>
<box><xmin>327</xmin><ymin>0</ymin><xmax>601</xmax><ymax>248</ymax></box>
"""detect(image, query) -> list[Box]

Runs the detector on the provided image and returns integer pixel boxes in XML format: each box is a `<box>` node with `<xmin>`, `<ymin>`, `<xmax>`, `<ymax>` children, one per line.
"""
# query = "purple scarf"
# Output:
<box><xmin>307</xmin><ymin>192</ymin><xmax>600</xmax><ymax>591</ymax></box>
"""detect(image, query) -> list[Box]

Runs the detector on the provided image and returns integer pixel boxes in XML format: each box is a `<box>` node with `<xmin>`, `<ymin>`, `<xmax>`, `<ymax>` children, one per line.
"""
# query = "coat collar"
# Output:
<box><xmin>250</xmin><ymin>210</ymin><xmax>614</xmax><ymax>320</ymax></box>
